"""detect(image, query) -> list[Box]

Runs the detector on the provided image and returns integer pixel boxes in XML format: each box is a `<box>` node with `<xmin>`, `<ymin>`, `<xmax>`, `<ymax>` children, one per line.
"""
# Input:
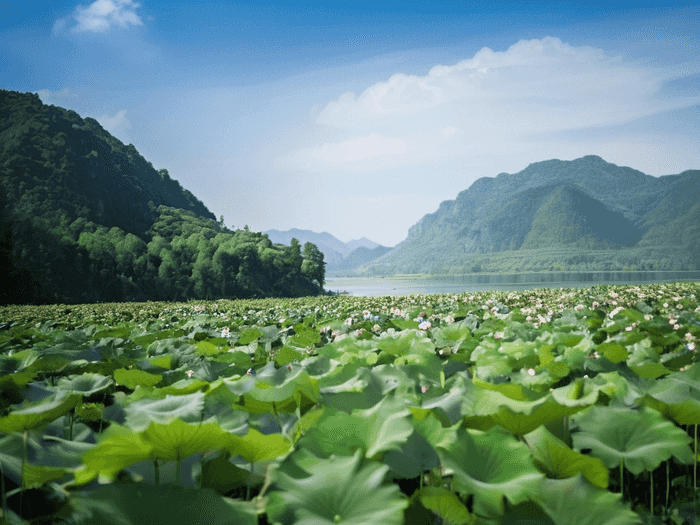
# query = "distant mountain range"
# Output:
<box><xmin>264</xmin><ymin>229</ymin><xmax>391</xmax><ymax>271</ymax></box>
<box><xmin>360</xmin><ymin>155</ymin><xmax>700</xmax><ymax>274</ymax></box>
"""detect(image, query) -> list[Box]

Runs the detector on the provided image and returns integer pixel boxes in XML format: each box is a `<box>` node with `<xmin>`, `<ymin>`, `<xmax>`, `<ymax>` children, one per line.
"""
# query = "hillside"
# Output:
<box><xmin>0</xmin><ymin>90</ymin><xmax>214</xmax><ymax>238</ymax></box>
<box><xmin>363</xmin><ymin>156</ymin><xmax>700</xmax><ymax>274</ymax></box>
<box><xmin>0</xmin><ymin>90</ymin><xmax>325</xmax><ymax>304</ymax></box>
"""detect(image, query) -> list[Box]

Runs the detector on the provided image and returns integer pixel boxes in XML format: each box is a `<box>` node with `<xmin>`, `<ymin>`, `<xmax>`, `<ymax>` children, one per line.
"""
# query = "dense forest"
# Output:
<box><xmin>0</xmin><ymin>90</ymin><xmax>325</xmax><ymax>305</ymax></box>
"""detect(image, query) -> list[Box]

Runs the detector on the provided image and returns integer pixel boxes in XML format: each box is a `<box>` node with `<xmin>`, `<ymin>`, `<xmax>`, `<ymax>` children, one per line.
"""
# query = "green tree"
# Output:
<box><xmin>302</xmin><ymin>242</ymin><xmax>325</xmax><ymax>288</ymax></box>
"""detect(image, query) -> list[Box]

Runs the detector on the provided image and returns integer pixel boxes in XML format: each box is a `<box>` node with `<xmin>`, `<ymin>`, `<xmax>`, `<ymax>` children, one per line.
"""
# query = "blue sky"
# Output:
<box><xmin>2</xmin><ymin>1</ymin><xmax>699</xmax><ymax>246</ymax></box>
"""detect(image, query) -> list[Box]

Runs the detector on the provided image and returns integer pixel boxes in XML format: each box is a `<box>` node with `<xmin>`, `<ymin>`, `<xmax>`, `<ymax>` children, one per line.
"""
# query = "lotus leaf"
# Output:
<box><xmin>438</xmin><ymin>426</ymin><xmax>544</xmax><ymax>515</ymax></box>
<box><xmin>413</xmin><ymin>486</ymin><xmax>476</xmax><ymax>525</ymax></box>
<box><xmin>533</xmin><ymin>474</ymin><xmax>640</xmax><ymax>525</ymax></box>
<box><xmin>69</xmin><ymin>483</ymin><xmax>257</xmax><ymax>525</ymax></box>
<box><xmin>56</xmin><ymin>373</ymin><xmax>113</xmax><ymax>397</ymax></box>
<box><xmin>0</xmin><ymin>393</ymin><xmax>79</xmax><ymax>434</ymax></box>
<box><xmin>571</xmin><ymin>405</ymin><xmax>693</xmax><ymax>474</ymax></box>
<box><xmin>524</xmin><ymin>425</ymin><xmax>609</xmax><ymax>488</ymax></box>
<box><xmin>299</xmin><ymin>396</ymin><xmax>413</xmax><ymax>459</ymax></box>
<box><xmin>267</xmin><ymin>449</ymin><xmax>408</xmax><ymax>525</ymax></box>
<box><xmin>124</xmin><ymin>392</ymin><xmax>206</xmax><ymax>430</ymax></box>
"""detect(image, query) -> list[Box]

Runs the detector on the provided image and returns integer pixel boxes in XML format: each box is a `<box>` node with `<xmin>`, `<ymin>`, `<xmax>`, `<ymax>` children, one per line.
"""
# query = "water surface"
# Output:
<box><xmin>326</xmin><ymin>271</ymin><xmax>700</xmax><ymax>297</ymax></box>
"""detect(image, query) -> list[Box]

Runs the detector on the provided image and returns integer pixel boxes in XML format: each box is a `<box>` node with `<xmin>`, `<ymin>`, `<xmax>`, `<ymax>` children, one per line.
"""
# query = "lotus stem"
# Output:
<box><xmin>666</xmin><ymin>460</ymin><xmax>670</xmax><ymax>511</ymax></box>
<box><xmin>176</xmin><ymin>457</ymin><xmax>181</xmax><ymax>486</ymax></box>
<box><xmin>650</xmin><ymin>468</ymin><xmax>654</xmax><ymax>516</ymax></box>
<box><xmin>154</xmin><ymin>459</ymin><xmax>160</xmax><ymax>485</ymax></box>
<box><xmin>620</xmin><ymin>459</ymin><xmax>624</xmax><ymax>500</ymax></box>
<box><xmin>246</xmin><ymin>461</ymin><xmax>254</xmax><ymax>501</ymax></box>
<box><xmin>20</xmin><ymin>430</ymin><xmax>27</xmax><ymax>518</ymax></box>
<box><xmin>695</xmin><ymin>424</ymin><xmax>697</xmax><ymax>498</ymax></box>
<box><xmin>1</xmin><ymin>458</ymin><xmax>6</xmax><ymax>515</ymax></box>
<box><xmin>272</xmin><ymin>402</ymin><xmax>284</xmax><ymax>436</ymax></box>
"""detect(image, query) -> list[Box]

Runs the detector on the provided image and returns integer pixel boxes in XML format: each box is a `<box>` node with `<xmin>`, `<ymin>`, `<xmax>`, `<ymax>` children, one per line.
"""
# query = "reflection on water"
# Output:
<box><xmin>326</xmin><ymin>271</ymin><xmax>700</xmax><ymax>297</ymax></box>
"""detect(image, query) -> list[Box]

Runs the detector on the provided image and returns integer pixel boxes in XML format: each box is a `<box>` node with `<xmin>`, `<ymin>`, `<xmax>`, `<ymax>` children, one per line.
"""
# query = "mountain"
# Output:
<box><xmin>0</xmin><ymin>90</ymin><xmax>215</xmax><ymax>238</ymax></box>
<box><xmin>0</xmin><ymin>90</ymin><xmax>325</xmax><ymax>303</ymax></box>
<box><xmin>363</xmin><ymin>155</ymin><xmax>700</xmax><ymax>274</ymax></box>
<box><xmin>264</xmin><ymin>229</ymin><xmax>385</xmax><ymax>270</ymax></box>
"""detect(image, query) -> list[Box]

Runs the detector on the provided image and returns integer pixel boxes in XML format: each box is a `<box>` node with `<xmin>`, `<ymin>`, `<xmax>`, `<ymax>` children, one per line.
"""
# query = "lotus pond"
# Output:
<box><xmin>1</xmin><ymin>282</ymin><xmax>700</xmax><ymax>524</ymax></box>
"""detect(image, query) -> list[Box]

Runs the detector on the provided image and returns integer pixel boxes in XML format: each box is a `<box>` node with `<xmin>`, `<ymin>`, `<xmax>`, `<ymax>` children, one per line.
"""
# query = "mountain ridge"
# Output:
<box><xmin>363</xmin><ymin>155</ymin><xmax>699</xmax><ymax>274</ymax></box>
<box><xmin>264</xmin><ymin>228</ymin><xmax>385</xmax><ymax>270</ymax></box>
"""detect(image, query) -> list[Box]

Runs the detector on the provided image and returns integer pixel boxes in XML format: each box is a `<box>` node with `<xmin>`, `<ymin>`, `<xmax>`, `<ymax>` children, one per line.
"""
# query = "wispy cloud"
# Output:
<box><xmin>284</xmin><ymin>37</ymin><xmax>700</xmax><ymax>175</ymax></box>
<box><xmin>53</xmin><ymin>0</ymin><xmax>143</xmax><ymax>35</ymax></box>
<box><xmin>36</xmin><ymin>88</ymin><xmax>78</xmax><ymax>106</ymax></box>
<box><xmin>97</xmin><ymin>109</ymin><xmax>132</xmax><ymax>141</ymax></box>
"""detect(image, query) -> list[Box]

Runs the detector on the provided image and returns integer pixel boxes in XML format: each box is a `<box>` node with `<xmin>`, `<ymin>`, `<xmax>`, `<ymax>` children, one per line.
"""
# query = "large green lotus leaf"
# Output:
<box><xmin>142</xmin><ymin>418</ymin><xmax>230</xmax><ymax>462</ymax></box>
<box><xmin>56</xmin><ymin>373</ymin><xmax>114</xmax><ymax>396</ymax></box>
<box><xmin>274</xmin><ymin>345</ymin><xmax>305</xmax><ymax>366</ymax></box>
<box><xmin>589</xmin><ymin>372</ymin><xmax>630</xmax><ymax>402</ymax></box>
<box><xmin>0</xmin><ymin>392</ymin><xmax>79</xmax><ymax>433</ymax></box>
<box><xmin>462</xmin><ymin>384</ymin><xmax>584</xmax><ymax>437</ymax></box>
<box><xmin>384</xmin><ymin>429</ymin><xmax>441</xmax><ymax>479</ymax></box>
<box><xmin>218</xmin><ymin>375</ymin><xmax>257</xmax><ymax>396</ymax></box>
<box><xmin>349</xmin><ymin>395</ymin><xmax>413</xmax><ymax>458</ymax></box>
<box><xmin>571</xmin><ymin>405</ymin><xmax>693</xmax><ymax>475</ymax></box>
<box><xmin>317</xmin><ymin>337</ymin><xmax>378</xmax><ymax>366</ymax></box>
<box><xmin>318</xmin><ymin>365</ymin><xmax>385</xmax><ymax>411</ymax></box>
<box><xmin>78</xmin><ymin>424</ymin><xmax>153</xmax><ymax>483</ymax></box>
<box><xmin>533</xmin><ymin>475</ymin><xmax>640</xmax><ymax>525</ymax></box>
<box><xmin>412</xmin><ymin>487</ymin><xmax>476</xmax><ymax>525</ymax></box>
<box><xmin>113</xmin><ymin>368</ymin><xmax>162</xmax><ymax>389</ymax></box>
<box><xmin>201</xmin><ymin>401</ymin><xmax>249</xmax><ymax>434</ymax></box>
<box><xmin>438</xmin><ymin>426</ymin><xmax>544</xmax><ymax>516</ymax></box>
<box><xmin>420</xmin><ymin>374</ymin><xmax>472</xmax><ymax>425</ymax></box>
<box><xmin>470</xmin><ymin>340</ymin><xmax>515</xmax><ymax>380</ymax></box>
<box><xmin>627</xmin><ymin>338</ymin><xmax>670</xmax><ymax>379</ymax></box>
<box><xmin>373</xmin><ymin>329</ymin><xmax>435</xmax><ymax>358</ymax></box>
<box><xmin>497</xmin><ymin>338</ymin><xmax>538</xmax><ymax>362</ymax></box>
<box><xmin>431</xmin><ymin>322</ymin><xmax>476</xmax><ymax>355</ymax></box>
<box><xmin>523</xmin><ymin>425</ymin><xmax>609</xmax><ymax>489</ymax></box>
<box><xmin>550</xmin><ymin>378</ymin><xmax>600</xmax><ymax>407</ymax></box>
<box><xmin>241</xmin><ymin>368</ymin><xmax>319</xmax><ymax>414</ymax></box>
<box><xmin>648</xmin><ymin>362</ymin><xmax>700</xmax><ymax>424</ymax></box>
<box><xmin>267</xmin><ymin>449</ymin><xmax>408</xmax><ymax>525</ymax></box>
<box><xmin>155</xmin><ymin>378</ymin><xmax>210</xmax><ymax>396</ymax></box>
<box><xmin>69</xmin><ymin>483</ymin><xmax>257</xmax><ymax>525</ymax></box>
<box><xmin>200</xmin><ymin>451</ymin><xmax>251</xmax><ymax>493</ymax></box>
<box><xmin>471</xmin><ymin>377</ymin><xmax>542</xmax><ymax>402</ymax></box>
<box><xmin>124</xmin><ymin>392</ymin><xmax>205</xmax><ymax>431</ymax></box>
<box><xmin>299</xmin><ymin>396</ymin><xmax>413</xmax><ymax>460</ymax></box>
<box><xmin>411</xmin><ymin>411</ymin><xmax>459</xmax><ymax>452</ymax></box>
<box><xmin>597</xmin><ymin>342</ymin><xmax>629</xmax><ymax>364</ymax></box>
<box><xmin>225</xmin><ymin>427</ymin><xmax>291</xmax><ymax>463</ymax></box>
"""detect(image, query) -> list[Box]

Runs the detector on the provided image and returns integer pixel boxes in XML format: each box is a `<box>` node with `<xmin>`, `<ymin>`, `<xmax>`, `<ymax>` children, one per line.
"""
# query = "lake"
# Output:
<box><xmin>325</xmin><ymin>271</ymin><xmax>700</xmax><ymax>297</ymax></box>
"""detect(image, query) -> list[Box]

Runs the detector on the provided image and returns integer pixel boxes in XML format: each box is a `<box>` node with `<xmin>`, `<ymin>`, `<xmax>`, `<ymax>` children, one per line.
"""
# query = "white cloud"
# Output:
<box><xmin>441</xmin><ymin>126</ymin><xmax>464</xmax><ymax>140</ymax></box>
<box><xmin>54</xmin><ymin>0</ymin><xmax>143</xmax><ymax>34</ymax></box>
<box><xmin>97</xmin><ymin>109</ymin><xmax>132</xmax><ymax>140</ymax></box>
<box><xmin>279</xmin><ymin>132</ymin><xmax>410</xmax><ymax>172</ymax></box>
<box><xmin>313</xmin><ymin>133</ymin><xmax>406</xmax><ymax>163</ymax></box>
<box><xmin>296</xmin><ymin>37</ymin><xmax>700</xmax><ymax>175</ymax></box>
<box><xmin>36</xmin><ymin>88</ymin><xmax>78</xmax><ymax>106</ymax></box>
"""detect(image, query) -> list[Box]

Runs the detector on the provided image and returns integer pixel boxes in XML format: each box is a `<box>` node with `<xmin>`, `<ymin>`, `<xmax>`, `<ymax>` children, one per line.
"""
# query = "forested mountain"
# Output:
<box><xmin>264</xmin><ymin>228</ymin><xmax>384</xmax><ymax>270</ymax></box>
<box><xmin>0</xmin><ymin>90</ymin><xmax>325</xmax><ymax>304</ymax></box>
<box><xmin>364</xmin><ymin>156</ymin><xmax>700</xmax><ymax>275</ymax></box>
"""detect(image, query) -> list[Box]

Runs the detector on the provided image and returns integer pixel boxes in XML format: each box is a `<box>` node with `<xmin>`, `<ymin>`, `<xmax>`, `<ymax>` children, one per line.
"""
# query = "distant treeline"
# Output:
<box><xmin>0</xmin><ymin>204</ymin><xmax>325</xmax><ymax>305</ymax></box>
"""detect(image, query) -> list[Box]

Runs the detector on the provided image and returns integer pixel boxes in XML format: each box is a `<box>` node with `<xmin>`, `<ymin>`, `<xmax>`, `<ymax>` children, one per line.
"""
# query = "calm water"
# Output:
<box><xmin>326</xmin><ymin>271</ymin><xmax>700</xmax><ymax>297</ymax></box>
